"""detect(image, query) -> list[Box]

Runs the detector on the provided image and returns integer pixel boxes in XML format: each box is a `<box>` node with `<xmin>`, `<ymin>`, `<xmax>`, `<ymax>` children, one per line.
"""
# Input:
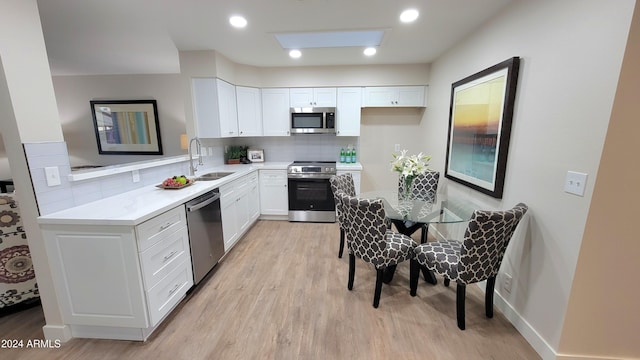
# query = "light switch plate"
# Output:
<box><xmin>564</xmin><ymin>171</ymin><xmax>588</xmax><ymax>196</ymax></box>
<box><xmin>45</xmin><ymin>166</ymin><xmax>61</xmax><ymax>186</ymax></box>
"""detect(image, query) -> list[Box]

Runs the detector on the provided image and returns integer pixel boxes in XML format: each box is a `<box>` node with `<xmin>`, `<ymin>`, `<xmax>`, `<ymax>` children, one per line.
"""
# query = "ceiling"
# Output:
<box><xmin>36</xmin><ymin>0</ymin><xmax>513</xmax><ymax>76</ymax></box>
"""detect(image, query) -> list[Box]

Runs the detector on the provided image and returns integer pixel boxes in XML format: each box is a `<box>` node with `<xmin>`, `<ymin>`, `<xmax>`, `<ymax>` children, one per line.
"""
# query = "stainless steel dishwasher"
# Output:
<box><xmin>185</xmin><ymin>189</ymin><xmax>224</xmax><ymax>285</ymax></box>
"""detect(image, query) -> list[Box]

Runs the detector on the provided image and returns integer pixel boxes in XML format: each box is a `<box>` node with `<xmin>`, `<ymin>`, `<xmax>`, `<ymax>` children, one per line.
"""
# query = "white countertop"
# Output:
<box><xmin>38</xmin><ymin>161</ymin><xmax>361</xmax><ymax>226</ymax></box>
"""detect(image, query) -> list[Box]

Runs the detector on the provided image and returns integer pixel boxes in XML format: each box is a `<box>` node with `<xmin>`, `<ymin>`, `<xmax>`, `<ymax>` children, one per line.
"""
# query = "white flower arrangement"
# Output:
<box><xmin>390</xmin><ymin>149</ymin><xmax>432</xmax><ymax>177</ymax></box>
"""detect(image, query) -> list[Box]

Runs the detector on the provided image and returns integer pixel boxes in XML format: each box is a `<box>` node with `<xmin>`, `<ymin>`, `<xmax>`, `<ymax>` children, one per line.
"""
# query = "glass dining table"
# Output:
<box><xmin>359</xmin><ymin>190</ymin><xmax>476</xmax><ymax>241</ymax></box>
<box><xmin>358</xmin><ymin>190</ymin><xmax>476</xmax><ymax>283</ymax></box>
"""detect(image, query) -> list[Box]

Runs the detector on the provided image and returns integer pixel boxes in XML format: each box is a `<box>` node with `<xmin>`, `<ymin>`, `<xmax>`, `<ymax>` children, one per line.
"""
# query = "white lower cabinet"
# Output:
<box><xmin>220</xmin><ymin>172</ymin><xmax>260</xmax><ymax>251</ymax></box>
<box><xmin>259</xmin><ymin>170</ymin><xmax>288</xmax><ymax>216</ymax></box>
<box><xmin>42</xmin><ymin>205</ymin><xmax>193</xmax><ymax>341</ymax></box>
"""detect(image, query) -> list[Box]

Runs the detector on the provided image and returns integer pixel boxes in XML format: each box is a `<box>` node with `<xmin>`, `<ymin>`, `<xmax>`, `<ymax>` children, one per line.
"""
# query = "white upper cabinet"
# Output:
<box><xmin>363</xmin><ymin>86</ymin><xmax>427</xmax><ymax>107</ymax></box>
<box><xmin>236</xmin><ymin>86</ymin><xmax>263</xmax><ymax>137</ymax></box>
<box><xmin>261</xmin><ymin>88</ymin><xmax>291</xmax><ymax>136</ymax></box>
<box><xmin>290</xmin><ymin>87</ymin><xmax>337</xmax><ymax>107</ymax></box>
<box><xmin>192</xmin><ymin>78</ymin><xmax>239</xmax><ymax>138</ymax></box>
<box><xmin>336</xmin><ymin>87</ymin><xmax>362</xmax><ymax>137</ymax></box>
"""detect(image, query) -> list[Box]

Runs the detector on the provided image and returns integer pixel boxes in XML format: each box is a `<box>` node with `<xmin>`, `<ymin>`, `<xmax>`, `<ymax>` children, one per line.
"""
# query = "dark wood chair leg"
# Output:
<box><xmin>444</xmin><ymin>278</ymin><xmax>450</xmax><ymax>287</ymax></box>
<box><xmin>373</xmin><ymin>269</ymin><xmax>384</xmax><ymax>308</ymax></box>
<box><xmin>409</xmin><ymin>259</ymin><xmax>420</xmax><ymax>296</ymax></box>
<box><xmin>348</xmin><ymin>254</ymin><xmax>355</xmax><ymax>290</ymax></box>
<box><xmin>383</xmin><ymin>264</ymin><xmax>397</xmax><ymax>284</ymax></box>
<box><xmin>420</xmin><ymin>225</ymin><xmax>428</xmax><ymax>244</ymax></box>
<box><xmin>457</xmin><ymin>283</ymin><xmax>466</xmax><ymax>330</ymax></box>
<box><xmin>421</xmin><ymin>266</ymin><xmax>437</xmax><ymax>285</ymax></box>
<box><xmin>485</xmin><ymin>276</ymin><xmax>495</xmax><ymax>318</ymax></box>
<box><xmin>338</xmin><ymin>228</ymin><xmax>345</xmax><ymax>258</ymax></box>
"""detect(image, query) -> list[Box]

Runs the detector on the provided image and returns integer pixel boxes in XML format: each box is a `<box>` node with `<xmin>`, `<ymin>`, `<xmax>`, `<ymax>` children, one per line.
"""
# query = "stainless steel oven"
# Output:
<box><xmin>287</xmin><ymin>161</ymin><xmax>336</xmax><ymax>223</ymax></box>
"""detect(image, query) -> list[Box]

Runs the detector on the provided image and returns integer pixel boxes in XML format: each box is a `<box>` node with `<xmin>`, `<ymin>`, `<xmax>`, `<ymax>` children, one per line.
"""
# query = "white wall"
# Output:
<box><xmin>421</xmin><ymin>0</ymin><xmax>634</xmax><ymax>357</ymax></box>
<box><xmin>558</xmin><ymin>1</ymin><xmax>640</xmax><ymax>358</ymax></box>
<box><xmin>52</xmin><ymin>74</ymin><xmax>187</xmax><ymax>167</ymax></box>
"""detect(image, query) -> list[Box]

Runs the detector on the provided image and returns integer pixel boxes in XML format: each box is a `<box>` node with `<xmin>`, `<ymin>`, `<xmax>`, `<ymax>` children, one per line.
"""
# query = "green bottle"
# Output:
<box><xmin>345</xmin><ymin>147</ymin><xmax>352</xmax><ymax>163</ymax></box>
<box><xmin>351</xmin><ymin>147</ymin><xmax>356</xmax><ymax>163</ymax></box>
<box><xmin>340</xmin><ymin>148</ymin><xmax>345</xmax><ymax>163</ymax></box>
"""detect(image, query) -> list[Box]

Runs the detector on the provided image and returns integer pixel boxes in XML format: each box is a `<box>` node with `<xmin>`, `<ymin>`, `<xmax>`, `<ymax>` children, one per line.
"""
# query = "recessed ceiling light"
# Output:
<box><xmin>229</xmin><ymin>15</ymin><xmax>247</xmax><ymax>28</ymax></box>
<box><xmin>289</xmin><ymin>49</ymin><xmax>302</xmax><ymax>59</ymax></box>
<box><xmin>364</xmin><ymin>47</ymin><xmax>377</xmax><ymax>56</ymax></box>
<box><xmin>400</xmin><ymin>9</ymin><xmax>419</xmax><ymax>23</ymax></box>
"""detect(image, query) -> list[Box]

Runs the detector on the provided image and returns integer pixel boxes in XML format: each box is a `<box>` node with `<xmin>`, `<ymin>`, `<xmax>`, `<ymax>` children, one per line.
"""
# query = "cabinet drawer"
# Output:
<box><xmin>139</xmin><ymin>226</ymin><xmax>190</xmax><ymax>289</ymax></box>
<box><xmin>137</xmin><ymin>205</ymin><xmax>186</xmax><ymax>252</ymax></box>
<box><xmin>146</xmin><ymin>261</ymin><xmax>193</xmax><ymax>326</ymax></box>
<box><xmin>259</xmin><ymin>170</ymin><xmax>286</xmax><ymax>184</ymax></box>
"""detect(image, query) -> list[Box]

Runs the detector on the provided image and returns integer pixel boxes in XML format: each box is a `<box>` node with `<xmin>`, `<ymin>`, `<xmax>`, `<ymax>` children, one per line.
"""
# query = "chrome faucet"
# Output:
<box><xmin>188</xmin><ymin>137</ymin><xmax>203</xmax><ymax>176</ymax></box>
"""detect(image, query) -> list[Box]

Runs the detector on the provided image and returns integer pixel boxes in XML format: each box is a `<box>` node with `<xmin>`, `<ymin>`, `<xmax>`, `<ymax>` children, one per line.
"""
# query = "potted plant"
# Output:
<box><xmin>225</xmin><ymin>145</ymin><xmax>247</xmax><ymax>164</ymax></box>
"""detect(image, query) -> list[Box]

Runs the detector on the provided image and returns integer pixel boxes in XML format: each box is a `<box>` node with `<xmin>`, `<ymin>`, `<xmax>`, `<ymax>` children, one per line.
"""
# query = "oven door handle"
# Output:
<box><xmin>287</xmin><ymin>174</ymin><xmax>334</xmax><ymax>180</ymax></box>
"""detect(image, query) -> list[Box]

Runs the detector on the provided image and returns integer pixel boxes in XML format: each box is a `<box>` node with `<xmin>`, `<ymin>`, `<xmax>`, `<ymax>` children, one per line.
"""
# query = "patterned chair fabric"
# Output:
<box><xmin>329</xmin><ymin>174</ymin><xmax>356</xmax><ymax>258</ymax></box>
<box><xmin>397</xmin><ymin>171</ymin><xmax>440</xmax><ymax>243</ymax></box>
<box><xmin>340</xmin><ymin>192</ymin><xmax>417</xmax><ymax>307</ymax></box>
<box><xmin>398</xmin><ymin>170</ymin><xmax>440</xmax><ymax>202</ymax></box>
<box><xmin>410</xmin><ymin>202</ymin><xmax>528</xmax><ymax>329</ymax></box>
<box><xmin>0</xmin><ymin>193</ymin><xmax>40</xmax><ymax>313</ymax></box>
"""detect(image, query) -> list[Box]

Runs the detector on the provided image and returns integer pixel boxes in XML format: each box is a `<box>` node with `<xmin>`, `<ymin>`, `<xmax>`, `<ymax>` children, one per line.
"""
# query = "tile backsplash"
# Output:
<box><xmin>24</xmin><ymin>142</ymin><xmax>195</xmax><ymax>215</ymax></box>
<box><xmin>25</xmin><ymin>135</ymin><xmax>360</xmax><ymax>215</ymax></box>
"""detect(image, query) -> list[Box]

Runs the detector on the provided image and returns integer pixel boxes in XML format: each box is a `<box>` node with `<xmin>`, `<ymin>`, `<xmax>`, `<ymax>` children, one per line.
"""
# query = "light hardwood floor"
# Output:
<box><xmin>1</xmin><ymin>221</ymin><xmax>540</xmax><ymax>359</ymax></box>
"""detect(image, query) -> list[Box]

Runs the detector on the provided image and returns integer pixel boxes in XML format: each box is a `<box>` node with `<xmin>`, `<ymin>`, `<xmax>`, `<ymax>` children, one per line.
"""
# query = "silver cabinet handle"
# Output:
<box><xmin>159</xmin><ymin>222</ymin><xmax>173</xmax><ymax>231</ymax></box>
<box><xmin>168</xmin><ymin>283</ymin><xmax>180</xmax><ymax>296</ymax></box>
<box><xmin>163</xmin><ymin>251</ymin><xmax>177</xmax><ymax>262</ymax></box>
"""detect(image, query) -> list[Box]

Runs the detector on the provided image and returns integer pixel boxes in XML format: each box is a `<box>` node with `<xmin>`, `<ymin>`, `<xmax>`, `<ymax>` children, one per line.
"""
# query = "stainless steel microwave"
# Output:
<box><xmin>290</xmin><ymin>107</ymin><xmax>336</xmax><ymax>134</ymax></box>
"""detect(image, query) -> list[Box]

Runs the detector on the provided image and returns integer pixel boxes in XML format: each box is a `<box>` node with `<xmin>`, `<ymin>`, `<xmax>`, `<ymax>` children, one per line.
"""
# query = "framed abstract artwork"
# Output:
<box><xmin>90</xmin><ymin>100</ymin><xmax>163</xmax><ymax>155</ymax></box>
<box><xmin>445</xmin><ymin>57</ymin><xmax>520</xmax><ymax>198</ymax></box>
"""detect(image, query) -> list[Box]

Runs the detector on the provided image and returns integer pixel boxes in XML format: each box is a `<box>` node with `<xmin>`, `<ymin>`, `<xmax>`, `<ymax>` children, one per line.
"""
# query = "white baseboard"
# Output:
<box><xmin>42</xmin><ymin>324</ymin><xmax>72</xmax><ymax>343</ymax></box>
<box><xmin>492</xmin><ymin>289</ymin><xmax>557</xmax><ymax>360</ymax></box>
<box><xmin>432</xmin><ymin>226</ymin><xmax>557</xmax><ymax>360</ymax></box>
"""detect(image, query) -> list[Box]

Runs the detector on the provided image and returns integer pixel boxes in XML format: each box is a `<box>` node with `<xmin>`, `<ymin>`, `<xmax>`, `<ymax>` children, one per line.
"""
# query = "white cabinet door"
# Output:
<box><xmin>248</xmin><ymin>175</ymin><xmax>260</xmax><ymax>221</ymax></box>
<box><xmin>396</xmin><ymin>86</ymin><xmax>426</xmax><ymax>106</ymax></box>
<box><xmin>192</xmin><ymin>78</ymin><xmax>221</xmax><ymax>138</ymax></box>
<box><xmin>262</xmin><ymin>88</ymin><xmax>291</xmax><ymax>136</ymax></box>
<box><xmin>289</xmin><ymin>88</ymin><xmax>314</xmax><ymax>107</ymax></box>
<box><xmin>336</xmin><ymin>87</ymin><xmax>362</xmax><ymax>136</ymax></box>
<box><xmin>221</xmin><ymin>195</ymin><xmax>239</xmax><ymax>251</ymax></box>
<box><xmin>363</xmin><ymin>86</ymin><xmax>426</xmax><ymax>107</ymax></box>
<box><xmin>45</xmin><ymin>228</ymin><xmax>148</xmax><ymax>327</ymax></box>
<box><xmin>192</xmin><ymin>78</ymin><xmax>239</xmax><ymax>138</ymax></box>
<box><xmin>259</xmin><ymin>170</ymin><xmax>288</xmax><ymax>215</ymax></box>
<box><xmin>313</xmin><ymin>88</ymin><xmax>337</xmax><ymax>107</ymax></box>
<box><xmin>217</xmin><ymin>79</ymin><xmax>239</xmax><ymax>137</ymax></box>
<box><xmin>236</xmin><ymin>86</ymin><xmax>263</xmax><ymax>137</ymax></box>
<box><xmin>290</xmin><ymin>87</ymin><xmax>337</xmax><ymax>107</ymax></box>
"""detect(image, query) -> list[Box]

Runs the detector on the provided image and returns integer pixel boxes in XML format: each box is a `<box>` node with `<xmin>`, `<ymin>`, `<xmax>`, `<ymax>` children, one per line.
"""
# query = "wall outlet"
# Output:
<box><xmin>394</xmin><ymin>144</ymin><xmax>401</xmax><ymax>152</ymax></box>
<box><xmin>503</xmin><ymin>273</ymin><xmax>513</xmax><ymax>294</ymax></box>
<box><xmin>44</xmin><ymin>166</ymin><xmax>61</xmax><ymax>186</ymax></box>
<box><xmin>132</xmin><ymin>170</ymin><xmax>140</xmax><ymax>183</ymax></box>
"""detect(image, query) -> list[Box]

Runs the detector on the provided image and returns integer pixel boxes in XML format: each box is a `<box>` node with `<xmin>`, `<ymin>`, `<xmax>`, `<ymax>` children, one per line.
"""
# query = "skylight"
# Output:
<box><xmin>274</xmin><ymin>30</ymin><xmax>385</xmax><ymax>49</ymax></box>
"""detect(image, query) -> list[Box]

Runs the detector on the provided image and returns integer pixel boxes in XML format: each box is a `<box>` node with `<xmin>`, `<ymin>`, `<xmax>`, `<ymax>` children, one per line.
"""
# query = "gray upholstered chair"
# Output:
<box><xmin>409</xmin><ymin>203</ymin><xmax>528</xmax><ymax>329</ymax></box>
<box><xmin>398</xmin><ymin>170</ymin><xmax>440</xmax><ymax>242</ymax></box>
<box><xmin>339</xmin><ymin>192</ymin><xmax>417</xmax><ymax>308</ymax></box>
<box><xmin>398</xmin><ymin>170</ymin><xmax>440</xmax><ymax>202</ymax></box>
<box><xmin>329</xmin><ymin>173</ymin><xmax>356</xmax><ymax>258</ymax></box>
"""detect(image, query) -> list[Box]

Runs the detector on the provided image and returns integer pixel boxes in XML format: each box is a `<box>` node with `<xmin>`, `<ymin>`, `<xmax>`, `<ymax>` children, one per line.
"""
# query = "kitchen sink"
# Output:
<box><xmin>196</xmin><ymin>172</ymin><xmax>235</xmax><ymax>181</ymax></box>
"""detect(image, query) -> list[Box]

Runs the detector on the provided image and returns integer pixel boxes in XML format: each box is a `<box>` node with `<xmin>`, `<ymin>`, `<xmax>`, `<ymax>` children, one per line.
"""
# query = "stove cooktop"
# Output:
<box><xmin>287</xmin><ymin>161</ymin><xmax>336</xmax><ymax>175</ymax></box>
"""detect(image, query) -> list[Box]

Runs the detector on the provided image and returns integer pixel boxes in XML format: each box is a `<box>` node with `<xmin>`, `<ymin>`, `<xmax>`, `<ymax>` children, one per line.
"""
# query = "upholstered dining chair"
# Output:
<box><xmin>339</xmin><ymin>192</ymin><xmax>417</xmax><ymax>308</ymax></box>
<box><xmin>398</xmin><ymin>170</ymin><xmax>440</xmax><ymax>202</ymax></box>
<box><xmin>398</xmin><ymin>170</ymin><xmax>440</xmax><ymax>242</ymax></box>
<box><xmin>329</xmin><ymin>173</ymin><xmax>356</xmax><ymax>258</ymax></box>
<box><xmin>409</xmin><ymin>203</ymin><xmax>528</xmax><ymax>330</ymax></box>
